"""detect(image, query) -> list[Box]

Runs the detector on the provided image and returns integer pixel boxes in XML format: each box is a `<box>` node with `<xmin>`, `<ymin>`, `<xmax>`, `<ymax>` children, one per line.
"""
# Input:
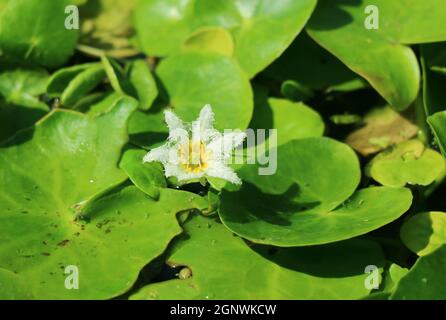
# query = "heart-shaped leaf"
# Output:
<box><xmin>0</xmin><ymin>184</ymin><xmax>207</xmax><ymax>299</ymax></box>
<box><xmin>0</xmin><ymin>0</ymin><xmax>79</xmax><ymax>68</ymax></box>
<box><xmin>130</xmin><ymin>215</ymin><xmax>385</xmax><ymax>300</ymax></box>
<box><xmin>134</xmin><ymin>0</ymin><xmax>317</xmax><ymax>77</ymax></box>
<box><xmin>0</xmin><ymin>96</ymin><xmax>208</xmax><ymax>299</ymax></box>
<box><xmin>307</xmin><ymin>0</ymin><xmax>446</xmax><ymax>110</ymax></box>
<box><xmin>219</xmin><ymin>138</ymin><xmax>412</xmax><ymax>246</ymax></box>
<box><xmin>400</xmin><ymin>212</ymin><xmax>446</xmax><ymax>256</ymax></box>
<box><xmin>366</xmin><ymin>140</ymin><xmax>445</xmax><ymax>187</ymax></box>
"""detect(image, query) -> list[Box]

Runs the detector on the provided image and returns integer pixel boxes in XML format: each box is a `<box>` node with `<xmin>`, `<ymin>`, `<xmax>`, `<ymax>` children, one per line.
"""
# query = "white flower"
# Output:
<box><xmin>143</xmin><ymin>104</ymin><xmax>246</xmax><ymax>185</ymax></box>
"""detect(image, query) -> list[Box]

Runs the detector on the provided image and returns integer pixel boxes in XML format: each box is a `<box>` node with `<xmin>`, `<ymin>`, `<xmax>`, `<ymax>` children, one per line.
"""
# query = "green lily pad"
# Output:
<box><xmin>366</xmin><ymin>140</ymin><xmax>445</xmax><ymax>187</ymax></box>
<box><xmin>134</xmin><ymin>0</ymin><xmax>317</xmax><ymax>77</ymax></box>
<box><xmin>119</xmin><ymin>148</ymin><xmax>167</xmax><ymax>199</ymax></box>
<box><xmin>130</xmin><ymin>215</ymin><xmax>385</xmax><ymax>300</ymax></box>
<box><xmin>307</xmin><ymin>0</ymin><xmax>446</xmax><ymax>110</ymax></box>
<box><xmin>0</xmin><ymin>96</ymin><xmax>207</xmax><ymax>299</ymax></box>
<box><xmin>220</xmin><ymin>184</ymin><xmax>412</xmax><ymax>247</ymax></box>
<box><xmin>0</xmin><ymin>184</ymin><xmax>207</xmax><ymax>299</ymax></box>
<box><xmin>155</xmin><ymin>51</ymin><xmax>253</xmax><ymax>130</ymax></box>
<box><xmin>421</xmin><ymin>43</ymin><xmax>446</xmax><ymax>116</ymax></box>
<box><xmin>239</xmin><ymin>137</ymin><xmax>360</xmax><ymax>201</ymax></box>
<box><xmin>219</xmin><ymin>138</ymin><xmax>412</xmax><ymax>246</ymax></box>
<box><xmin>0</xmin><ymin>0</ymin><xmax>79</xmax><ymax>68</ymax></box>
<box><xmin>250</xmin><ymin>96</ymin><xmax>324</xmax><ymax>146</ymax></box>
<box><xmin>391</xmin><ymin>245</ymin><xmax>446</xmax><ymax>299</ymax></box>
<box><xmin>400</xmin><ymin>212</ymin><xmax>446</xmax><ymax>256</ymax></box>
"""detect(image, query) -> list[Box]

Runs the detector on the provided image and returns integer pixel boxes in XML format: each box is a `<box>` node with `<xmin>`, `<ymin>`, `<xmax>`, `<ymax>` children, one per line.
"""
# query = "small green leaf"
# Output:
<box><xmin>280</xmin><ymin>80</ymin><xmax>314</xmax><ymax>102</ymax></box>
<box><xmin>127</xmin><ymin>60</ymin><xmax>158</xmax><ymax>110</ymax></box>
<box><xmin>119</xmin><ymin>148</ymin><xmax>167</xmax><ymax>200</ymax></box>
<box><xmin>401</xmin><ymin>212</ymin><xmax>446</xmax><ymax>256</ymax></box>
<box><xmin>46</xmin><ymin>63</ymin><xmax>102</xmax><ymax>97</ymax></box>
<box><xmin>60</xmin><ymin>66</ymin><xmax>106</xmax><ymax>108</ymax></box>
<box><xmin>366</xmin><ymin>140</ymin><xmax>445</xmax><ymax>187</ymax></box>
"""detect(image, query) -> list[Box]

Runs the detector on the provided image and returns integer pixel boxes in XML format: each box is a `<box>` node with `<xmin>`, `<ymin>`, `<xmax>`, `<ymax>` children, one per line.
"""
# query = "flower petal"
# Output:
<box><xmin>205</xmin><ymin>162</ymin><xmax>242</xmax><ymax>185</ymax></box>
<box><xmin>164</xmin><ymin>109</ymin><xmax>185</xmax><ymax>131</ymax></box>
<box><xmin>192</xmin><ymin>104</ymin><xmax>219</xmax><ymax>143</ymax></box>
<box><xmin>143</xmin><ymin>144</ymin><xmax>170</xmax><ymax>164</ymax></box>
<box><xmin>207</xmin><ymin>131</ymin><xmax>247</xmax><ymax>160</ymax></box>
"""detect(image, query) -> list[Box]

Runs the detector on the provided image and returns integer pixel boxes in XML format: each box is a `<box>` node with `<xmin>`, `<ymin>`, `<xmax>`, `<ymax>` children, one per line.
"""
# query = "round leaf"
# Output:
<box><xmin>366</xmin><ymin>140</ymin><xmax>446</xmax><ymax>187</ymax></box>
<box><xmin>219</xmin><ymin>138</ymin><xmax>413</xmax><ymax>246</ymax></box>
<box><xmin>156</xmin><ymin>51</ymin><xmax>253</xmax><ymax>130</ymax></box>
<box><xmin>130</xmin><ymin>215</ymin><xmax>385</xmax><ymax>300</ymax></box>
<box><xmin>0</xmin><ymin>0</ymin><xmax>79</xmax><ymax>68</ymax></box>
<box><xmin>0</xmin><ymin>184</ymin><xmax>207</xmax><ymax>299</ymax></box>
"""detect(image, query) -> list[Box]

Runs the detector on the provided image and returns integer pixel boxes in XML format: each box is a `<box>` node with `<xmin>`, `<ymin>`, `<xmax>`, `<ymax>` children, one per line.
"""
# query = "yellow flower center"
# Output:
<box><xmin>178</xmin><ymin>140</ymin><xmax>209</xmax><ymax>173</ymax></box>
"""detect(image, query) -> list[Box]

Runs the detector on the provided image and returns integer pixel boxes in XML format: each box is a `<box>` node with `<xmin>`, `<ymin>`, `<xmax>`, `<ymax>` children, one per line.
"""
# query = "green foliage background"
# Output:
<box><xmin>1</xmin><ymin>0</ymin><xmax>446</xmax><ymax>300</ymax></box>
